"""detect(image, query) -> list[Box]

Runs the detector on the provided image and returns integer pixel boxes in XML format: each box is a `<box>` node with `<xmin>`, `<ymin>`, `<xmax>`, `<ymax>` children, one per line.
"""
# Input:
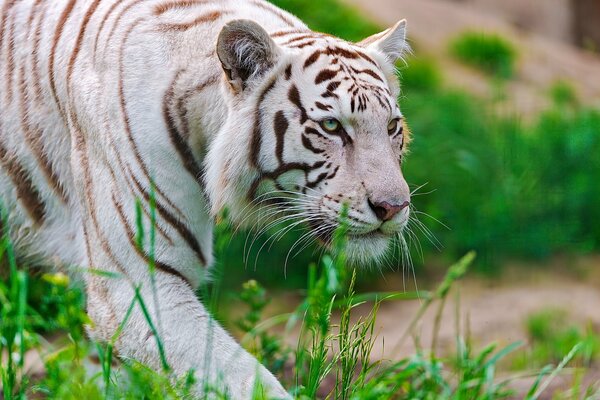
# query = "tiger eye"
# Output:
<box><xmin>387</xmin><ymin>119</ymin><xmax>399</xmax><ymax>134</ymax></box>
<box><xmin>320</xmin><ymin>118</ymin><xmax>341</xmax><ymax>132</ymax></box>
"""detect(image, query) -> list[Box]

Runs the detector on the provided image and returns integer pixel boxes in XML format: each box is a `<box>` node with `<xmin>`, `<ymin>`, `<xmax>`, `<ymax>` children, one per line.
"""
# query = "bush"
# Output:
<box><xmin>401</xmin><ymin>85</ymin><xmax>600</xmax><ymax>267</ymax></box>
<box><xmin>269</xmin><ymin>0</ymin><xmax>379</xmax><ymax>41</ymax></box>
<box><xmin>549</xmin><ymin>80</ymin><xmax>579</xmax><ymax>107</ymax></box>
<box><xmin>400</xmin><ymin>56</ymin><xmax>443</xmax><ymax>92</ymax></box>
<box><xmin>450</xmin><ymin>31</ymin><xmax>517</xmax><ymax>79</ymax></box>
<box><xmin>511</xmin><ymin>309</ymin><xmax>600</xmax><ymax>369</ymax></box>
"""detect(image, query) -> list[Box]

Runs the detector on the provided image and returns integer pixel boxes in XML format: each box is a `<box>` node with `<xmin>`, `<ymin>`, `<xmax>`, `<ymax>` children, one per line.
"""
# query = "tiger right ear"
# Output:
<box><xmin>216</xmin><ymin>19</ymin><xmax>281</xmax><ymax>93</ymax></box>
<box><xmin>358</xmin><ymin>19</ymin><xmax>409</xmax><ymax>63</ymax></box>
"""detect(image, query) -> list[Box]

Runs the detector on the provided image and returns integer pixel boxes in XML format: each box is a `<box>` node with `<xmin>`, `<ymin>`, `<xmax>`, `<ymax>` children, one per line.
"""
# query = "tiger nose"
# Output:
<box><xmin>368</xmin><ymin>200</ymin><xmax>410</xmax><ymax>222</ymax></box>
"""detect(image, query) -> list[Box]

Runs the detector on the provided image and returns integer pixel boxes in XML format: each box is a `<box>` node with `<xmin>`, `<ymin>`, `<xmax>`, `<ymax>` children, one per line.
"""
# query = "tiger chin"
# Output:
<box><xmin>206</xmin><ymin>19</ymin><xmax>412</xmax><ymax>268</ymax></box>
<box><xmin>1</xmin><ymin>0</ymin><xmax>411</xmax><ymax>398</ymax></box>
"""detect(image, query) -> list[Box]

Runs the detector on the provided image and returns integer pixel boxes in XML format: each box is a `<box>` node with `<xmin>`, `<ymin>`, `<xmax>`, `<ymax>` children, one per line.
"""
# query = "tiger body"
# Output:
<box><xmin>0</xmin><ymin>0</ymin><xmax>306</xmax><ymax>280</ymax></box>
<box><xmin>0</xmin><ymin>0</ymin><xmax>410</xmax><ymax>397</ymax></box>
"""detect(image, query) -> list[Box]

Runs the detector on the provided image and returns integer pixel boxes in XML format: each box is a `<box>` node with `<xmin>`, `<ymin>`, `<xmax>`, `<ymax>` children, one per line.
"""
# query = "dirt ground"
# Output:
<box><xmin>370</xmin><ymin>259</ymin><xmax>600</xmax><ymax>360</ymax></box>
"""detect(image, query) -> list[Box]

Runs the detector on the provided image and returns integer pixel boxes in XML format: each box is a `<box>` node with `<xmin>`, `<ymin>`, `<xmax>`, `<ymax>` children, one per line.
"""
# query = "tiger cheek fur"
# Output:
<box><xmin>1</xmin><ymin>0</ymin><xmax>409</xmax><ymax>397</ymax></box>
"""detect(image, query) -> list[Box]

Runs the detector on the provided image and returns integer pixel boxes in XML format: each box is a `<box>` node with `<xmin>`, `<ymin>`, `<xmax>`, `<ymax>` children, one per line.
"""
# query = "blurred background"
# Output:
<box><xmin>216</xmin><ymin>0</ymin><xmax>600</xmax><ymax>392</ymax></box>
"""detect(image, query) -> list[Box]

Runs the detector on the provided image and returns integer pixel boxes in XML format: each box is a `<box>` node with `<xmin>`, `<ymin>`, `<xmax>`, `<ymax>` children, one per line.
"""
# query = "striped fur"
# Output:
<box><xmin>0</xmin><ymin>0</ymin><xmax>409</xmax><ymax>397</ymax></box>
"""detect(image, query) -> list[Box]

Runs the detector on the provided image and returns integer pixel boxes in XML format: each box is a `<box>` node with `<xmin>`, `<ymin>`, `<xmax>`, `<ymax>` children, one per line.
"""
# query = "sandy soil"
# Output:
<box><xmin>369</xmin><ymin>261</ymin><xmax>600</xmax><ymax>360</ymax></box>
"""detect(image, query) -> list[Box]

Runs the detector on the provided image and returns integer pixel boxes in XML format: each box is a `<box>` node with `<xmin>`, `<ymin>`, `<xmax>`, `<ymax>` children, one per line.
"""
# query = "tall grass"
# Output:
<box><xmin>1</xmin><ymin>203</ymin><xmax>596</xmax><ymax>398</ymax></box>
<box><xmin>0</xmin><ymin>205</ymin><xmax>28</xmax><ymax>399</ymax></box>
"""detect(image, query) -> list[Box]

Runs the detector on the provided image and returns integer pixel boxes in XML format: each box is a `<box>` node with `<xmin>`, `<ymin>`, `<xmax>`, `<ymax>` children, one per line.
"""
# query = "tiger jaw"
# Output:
<box><xmin>347</xmin><ymin>218</ymin><xmax>410</xmax><ymax>262</ymax></box>
<box><xmin>306</xmin><ymin>208</ymin><xmax>410</xmax><ymax>263</ymax></box>
<box><xmin>346</xmin><ymin>230</ymin><xmax>395</xmax><ymax>263</ymax></box>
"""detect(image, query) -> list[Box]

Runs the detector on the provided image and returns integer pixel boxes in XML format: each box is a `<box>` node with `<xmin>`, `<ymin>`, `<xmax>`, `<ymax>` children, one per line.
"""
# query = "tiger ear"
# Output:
<box><xmin>358</xmin><ymin>19</ymin><xmax>409</xmax><ymax>63</ymax></box>
<box><xmin>216</xmin><ymin>19</ymin><xmax>281</xmax><ymax>92</ymax></box>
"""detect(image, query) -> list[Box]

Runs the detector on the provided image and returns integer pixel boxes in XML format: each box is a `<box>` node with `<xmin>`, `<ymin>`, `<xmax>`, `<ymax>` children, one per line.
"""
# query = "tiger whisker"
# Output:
<box><xmin>408</xmin><ymin>216</ymin><xmax>442</xmax><ymax>250</ymax></box>
<box><xmin>411</xmin><ymin>208</ymin><xmax>451</xmax><ymax>231</ymax></box>
<box><xmin>288</xmin><ymin>220</ymin><xmax>334</xmax><ymax>261</ymax></box>
<box><xmin>409</xmin><ymin>181</ymin><xmax>429</xmax><ymax>196</ymax></box>
<box><xmin>254</xmin><ymin>214</ymin><xmax>322</xmax><ymax>272</ymax></box>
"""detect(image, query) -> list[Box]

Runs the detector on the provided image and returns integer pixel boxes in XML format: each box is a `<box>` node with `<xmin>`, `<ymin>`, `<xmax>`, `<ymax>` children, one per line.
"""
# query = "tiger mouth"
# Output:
<box><xmin>348</xmin><ymin>229</ymin><xmax>387</xmax><ymax>240</ymax></box>
<box><xmin>308</xmin><ymin>219</ymin><xmax>390</xmax><ymax>245</ymax></box>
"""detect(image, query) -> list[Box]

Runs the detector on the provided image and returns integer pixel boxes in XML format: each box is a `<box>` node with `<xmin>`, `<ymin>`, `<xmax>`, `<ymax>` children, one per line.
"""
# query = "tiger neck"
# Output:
<box><xmin>168</xmin><ymin>70</ymin><xmax>228</xmax><ymax>164</ymax></box>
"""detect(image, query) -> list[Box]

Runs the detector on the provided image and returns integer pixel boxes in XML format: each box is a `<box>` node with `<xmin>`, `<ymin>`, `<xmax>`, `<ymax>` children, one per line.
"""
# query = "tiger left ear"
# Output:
<box><xmin>358</xmin><ymin>19</ymin><xmax>409</xmax><ymax>63</ymax></box>
<box><xmin>217</xmin><ymin>19</ymin><xmax>281</xmax><ymax>93</ymax></box>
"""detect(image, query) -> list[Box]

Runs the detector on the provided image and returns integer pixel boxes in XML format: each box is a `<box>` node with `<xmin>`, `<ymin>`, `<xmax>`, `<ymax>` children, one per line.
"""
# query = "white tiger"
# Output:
<box><xmin>0</xmin><ymin>0</ymin><xmax>411</xmax><ymax>397</ymax></box>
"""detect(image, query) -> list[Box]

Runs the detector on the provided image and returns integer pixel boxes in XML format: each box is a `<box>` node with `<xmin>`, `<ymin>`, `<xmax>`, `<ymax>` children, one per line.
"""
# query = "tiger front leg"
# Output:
<box><xmin>65</xmin><ymin>149</ymin><xmax>287</xmax><ymax>397</ymax></box>
<box><xmin>85</xmin><ymin>270</ymin><xmax>290</xmax><ymax>399</ymax></box>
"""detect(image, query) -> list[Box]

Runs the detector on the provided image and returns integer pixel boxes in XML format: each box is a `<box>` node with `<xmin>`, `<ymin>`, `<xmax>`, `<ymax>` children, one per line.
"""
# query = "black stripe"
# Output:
<box><xmin>0</xmin><ymin>140</ymin><xmax>46</xmax><ymax>225</ymax></box>
<box><xmin>129</xmin><ymin>170</ymin><xmax>207</xmax><ymax>266</ymax></box>
<box><xmin>273</xmin><ymin>110</ymin><xmax>288</xmax><ymax>163</ymax></box>
<box><xmin>250</xmin><ymin>78</ymin><xmax>277</xmax><ymax>169</ymax></box>
<box><xmin>301</xmin><ymin>134</ymin><xmax>324</xmax><ymax>154</ymax></box>
<box><xmin>163</xmin><ymin>70</ymin><xmax>204</xmax><ymax>186</ymax></box>
<box><xmin>288</xmin><ymin>85</ymin><xmax>307</xmax><ymax>123</ymax></box>
<box><xmin>112</xmin><ymin>192</ymin><xmax>191</xmax><ymax>284</ymax></box>
<box><xmin>314</xmin><ymin>69</ymin><xmax>339</xmax><ymax>85</ymax></box>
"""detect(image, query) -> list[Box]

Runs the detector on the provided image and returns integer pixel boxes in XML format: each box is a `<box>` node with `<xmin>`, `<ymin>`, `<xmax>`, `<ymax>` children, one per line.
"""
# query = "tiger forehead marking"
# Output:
<box><xmin>280</xmin><ymin>36</ymin><xmax>398</xmax><ymax>119</ymax></box>
<box><xmin>1</xmin><ymin>0</ymin><xmax>410</xmax><ymax>396</ymax></box>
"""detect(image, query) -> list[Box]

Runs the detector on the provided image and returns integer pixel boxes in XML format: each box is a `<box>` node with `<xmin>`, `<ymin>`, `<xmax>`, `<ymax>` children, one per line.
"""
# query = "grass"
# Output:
<box><xmin>401</xmin><ymin>86</ymin><xmax>600</xmax><ymax>267</ymax></box>
<box><xmin>549</xmin><ymin>80</ymin><xmax>579</xmax><ymax>107</ymax></box>
<box><xmin>511</xmin><ymin>309</ymin><xmax>600</xmax><ymax>370</ymax></box>
<box><xmin>399</xmin><ymin>56</ymin><xmax>443</xmax><ymax>92</ymax></box>
<box><xmin>2</xmin><ymin>209</ymin><xmax>599</xmax><ymax>399</ymax></box>
<box><xmin>450</xmin><ymin>31</ymin><xmax>517</xmax><ymax>79</ymax></box>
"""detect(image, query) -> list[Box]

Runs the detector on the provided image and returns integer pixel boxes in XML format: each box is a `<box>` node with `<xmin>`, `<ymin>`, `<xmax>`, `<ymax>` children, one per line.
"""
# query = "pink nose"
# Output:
<box><xmin>369</xmin><ymin>200</ymin><xmax>410</xmax><ymax>222</ymax></box>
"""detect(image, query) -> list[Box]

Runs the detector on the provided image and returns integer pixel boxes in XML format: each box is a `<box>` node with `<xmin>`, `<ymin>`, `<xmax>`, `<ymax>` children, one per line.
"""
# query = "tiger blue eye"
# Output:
<box><xmin>321</xmin><ymin>118</ymin><xmax>340</xmax><ymax>132</ymax></box>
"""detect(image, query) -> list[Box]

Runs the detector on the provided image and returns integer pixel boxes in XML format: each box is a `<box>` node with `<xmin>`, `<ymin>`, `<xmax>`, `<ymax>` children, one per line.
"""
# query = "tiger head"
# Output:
<box><xmin>206</xmin><ymin>19</ymin><xmax>411</xmax><ymax>263</ymax></box>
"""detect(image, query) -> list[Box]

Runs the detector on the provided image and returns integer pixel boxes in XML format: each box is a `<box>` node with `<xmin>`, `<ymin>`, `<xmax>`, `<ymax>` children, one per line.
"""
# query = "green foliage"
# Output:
<box><xmin>400</xmin><ymin>56</ymin><xmax>443</xmax><ymax>92</ymax></box>
<box><xmin>512</xmin><ymin>309</ymin><xmax>600</xmax><ymax>369</ymax></box>
<box><xmin>1</xmin><ymin>211</ymin><xmax>597</xmax><ymax>399</ymax></box>
<box><xmin>269</xmin><ymin>0</ymin><xmax>379</xmax><ymax>41</ymax></box>
<box><xmin>236</xmin><ymin>280</ymin><xmax>291</xmax><ymax>374</ymax></box>
<box><xmin>39</xmin><ymin>341</ymin><xmax>199</xmax><ymax>399</ymax></box>
<box><xmin>402</xmin><ymin>86</ymin><xmax>600</xmax><ymax>266</ymax></box>
<box><xmin>0</xmin><ymin>203</ymin><xmax>87</xmax><ymax>399</ymax></box>
<box><xmin>549</xmin><ymin>80</ymin><xmax>579</xmax><ymax>107</ymax></box>
<box><xmin>450</xmin><ymin>31</ymin><xmax>517</xmax><ymax>79</ymax></box>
